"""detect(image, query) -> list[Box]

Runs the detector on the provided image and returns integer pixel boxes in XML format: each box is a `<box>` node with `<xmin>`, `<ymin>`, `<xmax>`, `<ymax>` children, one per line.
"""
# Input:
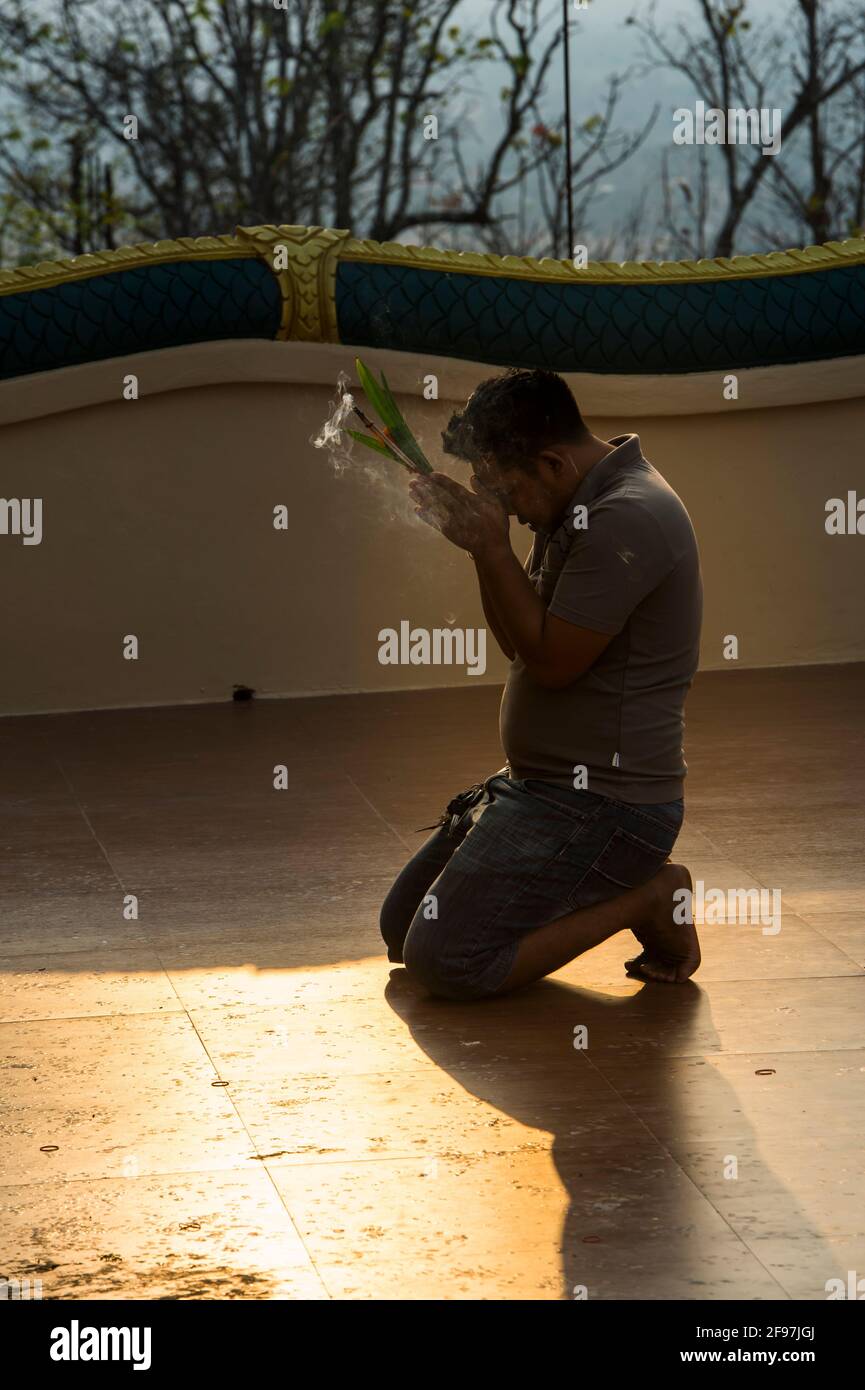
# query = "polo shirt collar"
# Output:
<box><xmin>549</xmin><ymin>433</ymin><xmax>643</xmax><ymax>540</ymax></box>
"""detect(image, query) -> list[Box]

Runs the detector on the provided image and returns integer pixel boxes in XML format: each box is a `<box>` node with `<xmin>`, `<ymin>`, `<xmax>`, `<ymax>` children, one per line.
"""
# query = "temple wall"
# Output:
<box><xmin>1</xmin><ymin>340</ymin><xmax>863</xmax><ymax>715</ymax></box>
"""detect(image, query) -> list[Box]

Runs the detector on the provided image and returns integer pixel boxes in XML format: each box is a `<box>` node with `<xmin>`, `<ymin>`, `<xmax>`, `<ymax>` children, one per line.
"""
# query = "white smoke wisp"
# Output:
<box><xmin>311</xmin><ymin>370</ymin><xmax>356</xmax><ymax>476</ymax></box>
<box><xmin>311</xmin><ymin>371</ymin><xmax>443</xmax><ymax>534</ymax></box>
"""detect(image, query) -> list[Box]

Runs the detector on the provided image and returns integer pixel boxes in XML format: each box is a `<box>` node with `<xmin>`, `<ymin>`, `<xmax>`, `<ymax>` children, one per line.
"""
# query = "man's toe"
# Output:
<box><xmin>626</xmin><ymin>956</ymin><xmax>677</xmax><ymax>983</ymax></box>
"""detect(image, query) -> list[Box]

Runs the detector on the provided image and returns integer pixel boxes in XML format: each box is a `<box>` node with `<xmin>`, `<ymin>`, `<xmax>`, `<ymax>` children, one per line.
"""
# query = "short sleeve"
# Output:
<box><xmin>547</xmin><ymin>500</ymin><xmax>674</xmax><ymax>635</ymax></box>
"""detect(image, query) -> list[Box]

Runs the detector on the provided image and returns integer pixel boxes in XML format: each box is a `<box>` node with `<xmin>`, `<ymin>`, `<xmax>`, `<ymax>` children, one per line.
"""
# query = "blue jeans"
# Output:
<box><xmin>380</xmin><ymin>772</ymin><xmax>684</xmax><ymax>1001</ymax></box>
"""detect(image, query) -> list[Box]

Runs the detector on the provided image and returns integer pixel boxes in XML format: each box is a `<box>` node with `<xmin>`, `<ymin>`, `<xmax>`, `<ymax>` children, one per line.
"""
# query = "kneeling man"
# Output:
<box><xmin>380</xmin><ymin>368</ymin><xmax>703</xmax><ymax>1000</ymax></box>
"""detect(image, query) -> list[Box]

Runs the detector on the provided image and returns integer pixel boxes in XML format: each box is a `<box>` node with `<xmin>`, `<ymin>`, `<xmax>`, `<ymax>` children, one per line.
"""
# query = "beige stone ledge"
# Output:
<box><xmin>1</xmin><ymin>339</ymin><xmax>863</xmax><ymax>427</ymax></box>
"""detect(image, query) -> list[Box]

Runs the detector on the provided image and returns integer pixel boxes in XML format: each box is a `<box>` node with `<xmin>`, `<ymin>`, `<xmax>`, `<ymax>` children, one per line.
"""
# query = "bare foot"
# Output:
<box><xmin>624</xmin><ymin>863</ymin><xmax>700</xmax><ymax>984</ymax></box>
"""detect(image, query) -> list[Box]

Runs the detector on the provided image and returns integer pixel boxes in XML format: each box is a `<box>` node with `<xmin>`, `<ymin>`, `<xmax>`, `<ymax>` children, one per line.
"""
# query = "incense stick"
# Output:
<box><xmin>352</xmin><ymin>406</ymin><xmax>425</xmax><ymax>474</ymax></box>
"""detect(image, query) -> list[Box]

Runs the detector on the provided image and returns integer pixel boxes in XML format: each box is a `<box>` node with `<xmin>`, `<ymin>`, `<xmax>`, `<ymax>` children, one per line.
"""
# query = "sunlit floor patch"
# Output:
<box><xmin>2</xmin><ymin>668</ymin><xmax>863</xmax><ymax>1298</ymax></box>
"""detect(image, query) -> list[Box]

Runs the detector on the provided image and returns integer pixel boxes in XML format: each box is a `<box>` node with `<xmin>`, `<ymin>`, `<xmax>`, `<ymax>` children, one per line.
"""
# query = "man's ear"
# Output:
<box><xmin>535</xmin><ymin>449</ymin><xmax>570</xmax><ymax>478</ymax></box>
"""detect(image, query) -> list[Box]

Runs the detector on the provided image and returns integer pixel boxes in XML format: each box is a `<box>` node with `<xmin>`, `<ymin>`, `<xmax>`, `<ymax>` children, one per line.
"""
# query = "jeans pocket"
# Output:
<box><xmin>632</xmin><ymin>801</ymin><xmax>685</xmax><ymax>837</ymax></box>
<box><xmin>581</xmin><ymin>825</ymin><xmax>672</xmax><ymax>893</ymax></box>
<box><xmin>605</xmin><ymin>797</ymin><xmax>684</xmax><ymax>837</ymax></box>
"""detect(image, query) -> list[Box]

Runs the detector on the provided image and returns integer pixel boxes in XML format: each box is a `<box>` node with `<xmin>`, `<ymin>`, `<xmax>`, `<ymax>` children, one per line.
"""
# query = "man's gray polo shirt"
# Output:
<box><xmin>499</xmin><ymin>434</ymin><xmax>703</xmax><ymax>804</ymax></box>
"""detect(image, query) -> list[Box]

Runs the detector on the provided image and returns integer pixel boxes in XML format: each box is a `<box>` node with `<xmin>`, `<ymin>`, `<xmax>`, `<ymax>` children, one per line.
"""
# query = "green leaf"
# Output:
<box><xmin>266</xmin><ymin>75</ymin><xmax>294</xmax><ymax>95</ymax></box>
<box><xmin>319</xmin><ymin>11</ymin><xmax>346</xmax><ymax>37</ymax></box>
<box><xmin>355</xmin><ymin>356</ymin><xmax>400</xmax><ymax>431</ymax></box>
<box><xmin>355</xmin><ymin>357</ymin><xmax>432</xmax><ymax>473</ymax></box>
<box><xmin>379</xmin><ymin>369</ymin><xmax>432</xmax><ymax>472</ymax></box>
<box><xmin>346</xmin><ymin>428</ymin><xmax>403</xmax><ymax>464</ymax></box>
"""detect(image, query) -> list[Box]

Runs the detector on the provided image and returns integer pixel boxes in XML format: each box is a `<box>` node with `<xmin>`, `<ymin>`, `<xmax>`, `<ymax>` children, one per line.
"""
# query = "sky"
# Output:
<box><xmin>435</xmin><ymin>0</ymin><xmax>796</xmax><ymax>253</ymax></box>
<box><xmin>457</xmin><ymin>0</ymin><xmax>783</xmax><ymax>135</ymax></box>
<box><xmin>0</xmin><ymin>0</ymin><xmax>817</xmax><ymax>262</ymax></box>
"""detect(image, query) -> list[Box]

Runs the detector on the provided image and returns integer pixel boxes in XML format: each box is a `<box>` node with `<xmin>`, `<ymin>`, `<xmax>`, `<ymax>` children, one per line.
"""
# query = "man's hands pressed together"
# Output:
<box><xmin>409</xmin><ymin>471</ymin><xmax>613</xmax><ymax>690</ymax></box>
<box><xmin>408</xmin><ymin>471</ymin><xmax>510</xmax><ymax>559</ymax></box>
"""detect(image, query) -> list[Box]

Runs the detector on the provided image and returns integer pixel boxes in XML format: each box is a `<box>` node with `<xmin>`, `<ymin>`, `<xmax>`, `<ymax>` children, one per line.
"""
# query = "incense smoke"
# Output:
<box><xmin>311</xmin><ymin>370</ymin><xmax>356</xmax><ymax>476</ymax></box>
<box><xmin>310</xmin><ymin>371</ymin><xmax>473</xmax><ymax>628</ymax></box>
<box><xmin>312</xmin><ymin>371</ymin><xmax>447</xmax><ymax>532</ymax></box>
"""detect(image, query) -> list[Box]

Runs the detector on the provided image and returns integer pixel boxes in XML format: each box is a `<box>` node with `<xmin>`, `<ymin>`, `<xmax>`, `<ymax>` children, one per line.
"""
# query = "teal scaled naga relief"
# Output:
<box><xmin>1</xmin><ymin>223</ymin><xmax>864</xmax><ymax>382</ymax></box>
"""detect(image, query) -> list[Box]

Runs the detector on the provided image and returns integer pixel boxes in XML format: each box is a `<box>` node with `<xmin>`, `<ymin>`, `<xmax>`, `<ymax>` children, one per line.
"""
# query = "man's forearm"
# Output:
<box><xmin>474</xmin><ymin>560</ymin><xmax>515</xmax><ymax>660</ymax></box>
<box><xmin>474</xmin><ymin>540</ymin><xmax>548</xmax><ymax>672</ymax></box>
<box><xmin>409</xmin><ymin>470</ymin><xmax>610</xmax><ymax>690</ymax></box>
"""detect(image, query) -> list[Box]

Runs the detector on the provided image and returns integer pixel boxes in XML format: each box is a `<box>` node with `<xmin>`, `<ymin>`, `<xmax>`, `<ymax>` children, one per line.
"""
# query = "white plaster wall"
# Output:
<box><xmin>1</xmin><ymin>341</ymin><xmax>863</xmax><ymax>715</ymax></box>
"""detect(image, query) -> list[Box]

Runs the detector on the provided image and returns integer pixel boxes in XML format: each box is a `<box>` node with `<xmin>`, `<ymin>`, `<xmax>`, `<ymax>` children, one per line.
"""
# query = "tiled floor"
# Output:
<box><xmin>1</xmin><ymin>665</ymin><xmax>863</xmax><ymax>1300</ymax></box>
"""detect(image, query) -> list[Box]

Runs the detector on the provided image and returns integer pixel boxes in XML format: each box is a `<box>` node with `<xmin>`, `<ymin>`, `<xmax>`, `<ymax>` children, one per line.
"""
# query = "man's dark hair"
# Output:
<box><xmin>441</xmin><ymin>368</ymin><xmax>589</xmax><ymax>472</ymax></box>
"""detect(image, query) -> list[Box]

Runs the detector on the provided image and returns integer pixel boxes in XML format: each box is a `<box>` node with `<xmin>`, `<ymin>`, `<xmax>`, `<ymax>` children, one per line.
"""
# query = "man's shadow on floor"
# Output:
<box><xmin>385</xmin><ymin>968</ymin><xmax>833</xmax><ymax>1300</ymax></box>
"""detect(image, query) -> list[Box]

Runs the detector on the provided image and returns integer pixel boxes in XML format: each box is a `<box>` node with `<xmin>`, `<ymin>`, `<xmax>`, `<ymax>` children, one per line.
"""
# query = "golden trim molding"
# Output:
<box><xmin>0</xmin><ymin>226</ymin><xmax>863</xmax><ymax>308</ymax></box>
<box><xmin>0</xmin><ymin>233</ymin><xmax>246</xmax><ymax>297</ymax></box>
<box><xmin>233</xmin><ymin>224</ymin><xmax>351</xmax><ymax>341</ymax></box>
<box><xmin>340</xmin><ymin>234</ymin><xmax>865</xmax><ymax>285</ymax></box>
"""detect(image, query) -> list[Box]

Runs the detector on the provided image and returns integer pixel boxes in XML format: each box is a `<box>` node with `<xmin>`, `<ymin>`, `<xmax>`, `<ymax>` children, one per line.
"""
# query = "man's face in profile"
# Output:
<box><xmin>472</xmin><ymin>452</ymin><xmax>569</xmax><ymax>533</ymax></box>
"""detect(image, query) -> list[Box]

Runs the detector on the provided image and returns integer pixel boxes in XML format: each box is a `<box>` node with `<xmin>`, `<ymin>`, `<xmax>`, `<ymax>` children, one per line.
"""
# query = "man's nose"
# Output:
<box><xmin>480</xmin><ymin>476</ymin><xmax>508</xmax><ymax>501</ymax></box>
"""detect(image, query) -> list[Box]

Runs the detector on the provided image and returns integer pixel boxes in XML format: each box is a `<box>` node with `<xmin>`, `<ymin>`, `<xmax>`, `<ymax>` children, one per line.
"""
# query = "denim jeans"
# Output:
<box><xmin>380</xmin><ymin>771</ymin><xmax>684</xmax><ymax>1001</ymax></box>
